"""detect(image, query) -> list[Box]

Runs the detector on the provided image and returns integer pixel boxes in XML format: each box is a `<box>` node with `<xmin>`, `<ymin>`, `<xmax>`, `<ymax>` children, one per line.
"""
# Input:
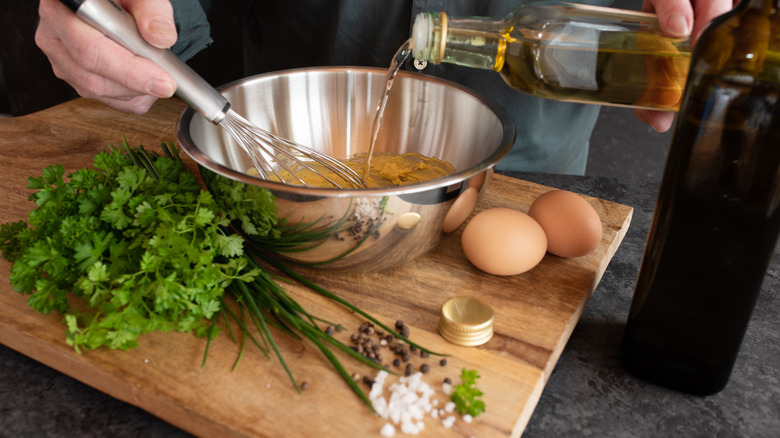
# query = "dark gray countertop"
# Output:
<box><xmin>1</xmin><ymin>172</ymin><xmax>778</xmax><ymax>437</ymax></box>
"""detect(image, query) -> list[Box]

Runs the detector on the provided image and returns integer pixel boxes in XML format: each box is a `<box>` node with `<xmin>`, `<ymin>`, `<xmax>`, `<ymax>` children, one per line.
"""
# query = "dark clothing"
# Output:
<box><xmin>170</xmin><ymin>0</ymin><xmax>213</xmax><ymax>61</ymax></box>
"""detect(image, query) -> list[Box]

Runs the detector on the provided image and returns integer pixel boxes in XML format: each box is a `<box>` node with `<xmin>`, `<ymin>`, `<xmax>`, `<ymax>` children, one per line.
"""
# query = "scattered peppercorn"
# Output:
<box><xmin>301</xmin><ymin>381</ymin><xmax>310</xmax><ymax>390</ymax></box>
<box><xmin>394</xmin><ymin>320</ymin><xmax>411</xmax><ymax>338</ymax></box>
<box><xmin>348</xmin><ymin>318</ymin><xmax>447</xmax><ymax>390</ymax></box>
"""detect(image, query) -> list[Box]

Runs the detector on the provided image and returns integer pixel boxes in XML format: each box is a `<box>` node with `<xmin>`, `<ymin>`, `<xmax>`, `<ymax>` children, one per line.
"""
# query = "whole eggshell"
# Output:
<box><xmin>461</xmin><ymin>208</ymin><xmax>547</xmax><ymax>276</ymax></box>
<box><xmin>528</xmin><ymin>190</ymin><xmax>603</xmax><ymax>258</ymax></box>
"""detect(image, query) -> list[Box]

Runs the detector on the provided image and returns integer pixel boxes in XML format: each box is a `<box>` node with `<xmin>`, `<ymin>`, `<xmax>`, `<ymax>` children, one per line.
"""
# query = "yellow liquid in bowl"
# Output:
<box><xmin>261</xmin><ymin>152</ymin><xmax>456</xmax><ymax>188</ymax></box>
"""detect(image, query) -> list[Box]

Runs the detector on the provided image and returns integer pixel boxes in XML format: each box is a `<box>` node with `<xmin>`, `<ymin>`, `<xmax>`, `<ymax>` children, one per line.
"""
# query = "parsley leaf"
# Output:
<box><xmin>451</xmin><ymin>368</ymin><xmax>486</xmax><ymax>417</ymax></box>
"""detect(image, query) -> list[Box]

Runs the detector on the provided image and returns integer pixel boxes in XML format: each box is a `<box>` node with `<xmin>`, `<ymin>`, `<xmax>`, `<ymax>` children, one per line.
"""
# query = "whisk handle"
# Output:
<box><xmin>60</xmin><ymin>0</ymin><xmax>230</xmax><ymax>123</ymax></box>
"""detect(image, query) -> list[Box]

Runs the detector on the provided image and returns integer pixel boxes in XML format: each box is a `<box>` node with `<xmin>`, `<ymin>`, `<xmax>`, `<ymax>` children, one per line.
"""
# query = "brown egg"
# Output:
<box><xmin>461</xmin><ymin>208</ymin><xmax>547</xmax><ymax>276</ymax></box>
<box><xmin>528</xmin><ymin>190</ymin><xmax>603</xmax><ymax>258</ymax></box>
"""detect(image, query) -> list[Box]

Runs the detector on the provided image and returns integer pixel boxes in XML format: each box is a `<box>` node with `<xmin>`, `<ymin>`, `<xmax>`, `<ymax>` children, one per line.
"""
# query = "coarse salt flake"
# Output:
<box><xmin>380</xmin><ymin>423</ymin><xmax>395</xmax><ymax>437</ymax></box>
<box><xmin>442</xmin><ymin>416</ymin><xmax>456</xmax><ymax>428</ymax></box>
<box><xmin>400</xmin><ymin>421</ymin><xmax>419</xmax><ymax>434</ymax></box>
<box><xmin>369</xmin><ymin>371</ymin><xmax>446</xmax><ymax>436</ymax></box>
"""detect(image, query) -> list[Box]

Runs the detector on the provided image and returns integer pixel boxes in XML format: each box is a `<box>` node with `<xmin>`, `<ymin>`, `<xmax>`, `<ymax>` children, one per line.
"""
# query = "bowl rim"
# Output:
<box><xmin>176</xmin><ymin>66</ymin><xmax>516</xmax><ymax>198</ymax></box>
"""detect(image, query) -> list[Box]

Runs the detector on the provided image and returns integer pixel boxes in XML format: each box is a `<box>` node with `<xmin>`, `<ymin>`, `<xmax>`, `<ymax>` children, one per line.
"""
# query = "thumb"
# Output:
<box><xmin>644</xmin><ymin>0</ymin><xmax>694</xmax><ymax>39</ymax></box>
<box><xmin>124</xmin><ymin>0</ymin><xmax>177</xmax><ymax>49</ymax></box>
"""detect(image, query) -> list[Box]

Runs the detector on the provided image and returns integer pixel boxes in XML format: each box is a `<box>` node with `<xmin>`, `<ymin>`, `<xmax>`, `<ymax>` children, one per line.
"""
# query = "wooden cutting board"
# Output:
<box><xmin>0</xmin><ymin>98</ymin><xmax>633</xmax><ymax>438</ymax></box>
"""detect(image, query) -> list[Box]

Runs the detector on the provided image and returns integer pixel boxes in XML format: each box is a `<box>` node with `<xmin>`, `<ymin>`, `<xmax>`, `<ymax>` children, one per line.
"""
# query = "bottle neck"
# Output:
<box><xmin>411</xmin><ymin>12</ymin><xmax>507</xmax><ymax>71</ymax></box>
<box><xmin>689</xmin><ymin>0</ymin><xmax>779</xmax><ymax>78</ymax></box>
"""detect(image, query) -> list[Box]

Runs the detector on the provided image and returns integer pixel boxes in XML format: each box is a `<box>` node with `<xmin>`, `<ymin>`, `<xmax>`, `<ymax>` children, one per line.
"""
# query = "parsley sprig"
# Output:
<box><xmin>452</xmin><ymin>368</ymin><xmax>486</xmax><ymax>417</ymax></box>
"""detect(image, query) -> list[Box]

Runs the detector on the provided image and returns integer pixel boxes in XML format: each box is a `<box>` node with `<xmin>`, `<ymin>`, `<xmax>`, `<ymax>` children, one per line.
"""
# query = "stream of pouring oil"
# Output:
<box><xmin>362</xmin><ymin>40</ymin><xmax>413</xmax><ymax>182</ymax></box>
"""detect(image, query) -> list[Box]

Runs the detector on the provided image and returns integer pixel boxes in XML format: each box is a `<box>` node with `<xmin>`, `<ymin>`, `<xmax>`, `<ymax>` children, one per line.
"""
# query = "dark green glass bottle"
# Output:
<box><xmin>620</xmin><ymin>0</ymin><xmax>780</xmax><ymax>396</ymax></box>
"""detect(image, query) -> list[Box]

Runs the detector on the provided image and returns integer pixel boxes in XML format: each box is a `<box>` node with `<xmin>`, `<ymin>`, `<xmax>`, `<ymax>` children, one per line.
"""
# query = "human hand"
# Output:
<box><xmin>35</xmin><ymin>0</ymin><xmax>178</xmax><ymax>114</ymax></box>
<box><xmin>634</xmin><ymin>0</ymin><xmax>736</xmax><ymax>132</ymax></box>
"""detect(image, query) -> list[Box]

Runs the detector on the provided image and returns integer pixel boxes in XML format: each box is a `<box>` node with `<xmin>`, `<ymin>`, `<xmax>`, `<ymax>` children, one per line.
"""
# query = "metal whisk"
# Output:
<box><xmin>62</xmin><ymin>0</ymin><xmax>367</xmax><ymax>189</ymax></box>
<box><xmin>218</xmin><ymin>110</ymin><xmax>366</xmax><ymax>188</ymax></box>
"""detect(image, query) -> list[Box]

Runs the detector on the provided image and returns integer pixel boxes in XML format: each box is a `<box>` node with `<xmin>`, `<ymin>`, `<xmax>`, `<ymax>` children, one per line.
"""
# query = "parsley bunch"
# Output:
<box><xmin>0</xmin><ymin>140</ymin><xmax>256</xmax><ymax>351</ymax></box>
<box><xmin>0</xmin><ymin>138</ymin><xmax>442</xmax><ymax>409</ymax></box>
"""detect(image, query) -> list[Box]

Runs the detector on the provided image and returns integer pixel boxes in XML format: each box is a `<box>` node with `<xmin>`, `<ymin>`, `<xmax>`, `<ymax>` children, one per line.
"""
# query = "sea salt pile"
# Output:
<box><xmin>369</xmin><ymin>371</ymin><xmax>459</xmax><ymax>436</ymax></box>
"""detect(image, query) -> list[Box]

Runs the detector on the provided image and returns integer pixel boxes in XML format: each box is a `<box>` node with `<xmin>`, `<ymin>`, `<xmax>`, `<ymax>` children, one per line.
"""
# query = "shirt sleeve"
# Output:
<box><xmin>170</xmin><ymin>0</ymin><xmax>213</xmax><ymax>61</ymax></box>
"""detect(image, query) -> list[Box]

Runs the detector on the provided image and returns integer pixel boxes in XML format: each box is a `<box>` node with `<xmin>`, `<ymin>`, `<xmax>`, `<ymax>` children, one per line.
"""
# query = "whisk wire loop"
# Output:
<box><xmin>220</xmin><ymin>110</ymin><xmax>368</xmax><ymax>189</ymax></box>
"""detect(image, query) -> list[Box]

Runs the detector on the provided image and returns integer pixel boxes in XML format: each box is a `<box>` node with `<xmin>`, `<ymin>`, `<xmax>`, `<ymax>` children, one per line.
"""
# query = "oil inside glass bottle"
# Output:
<box><xmin>411</xmin><ymin>4</ymin><xmax>691</xmax><ymax>111</ymax></box>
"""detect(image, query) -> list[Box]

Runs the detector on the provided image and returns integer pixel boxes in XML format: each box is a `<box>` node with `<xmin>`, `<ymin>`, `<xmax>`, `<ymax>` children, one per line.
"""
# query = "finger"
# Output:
<box><xmin>46</xmin><ymin>34</ymin><xmax>169</xmax><ymax>105</ymax></box>
<box><xmin>642</xmin><ymin>0</ymin><xmax>694</xmax><ymax>39</ymax></box>
<box><xmin>39</xmin><ymin>27</ymin><xmax>160</xmax><ymax>113</ymax></box>
<box><xmin>38</xmin><ymin>0</ymin><xmax>175</xmax><ymax>100</ymax></box>
<box><xmin>120</xmin><ymin>0</ymin><xmax>177</xmax><ymax>49</ymax></box>
<box><xmin>68</xmin><ymin>30</ymin><xmax>176</xmax><ymax>98</ymax></box>
<box><xmin>635</xmin><ymin>109</ymin><xmax>675</xmax><ymax>133</ymax></box>
<box><xmin>96</xmin><ymin>95</ymin><xmax>160</xmax><ymax>115</ymax></box>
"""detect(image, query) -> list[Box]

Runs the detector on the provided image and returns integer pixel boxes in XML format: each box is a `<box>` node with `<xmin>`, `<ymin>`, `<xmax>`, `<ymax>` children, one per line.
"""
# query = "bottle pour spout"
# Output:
<box><xmin>411</xmin><ymin>12</ymin><xmax>446</xmax><ymax>64</ymax></box>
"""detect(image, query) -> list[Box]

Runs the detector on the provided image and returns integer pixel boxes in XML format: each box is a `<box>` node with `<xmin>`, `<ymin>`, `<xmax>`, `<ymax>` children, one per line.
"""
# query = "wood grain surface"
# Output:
<box><xmin>0</xmin><ymin>98</ymin><xmax>633</xmax><ymax>437</ymax></box>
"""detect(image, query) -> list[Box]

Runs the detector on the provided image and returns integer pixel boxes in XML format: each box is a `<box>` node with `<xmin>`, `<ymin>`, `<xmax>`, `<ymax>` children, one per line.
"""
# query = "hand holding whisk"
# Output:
<box><xmin>59</xmin><ymin>0</ymin><xmax>367</xmax><ymax>189</ymax></box>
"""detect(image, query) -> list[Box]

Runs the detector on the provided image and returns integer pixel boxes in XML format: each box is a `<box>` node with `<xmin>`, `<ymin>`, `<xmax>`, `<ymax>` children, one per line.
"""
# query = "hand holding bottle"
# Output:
<box><xmin>634</xmin><ymin>0</ymin><xmax>736</xmax><ymax>132</ymax></box>
<box><xmin>35</xmin><ymin>0</ymin><xmax>177</xmax><ymax>114</ymax></box>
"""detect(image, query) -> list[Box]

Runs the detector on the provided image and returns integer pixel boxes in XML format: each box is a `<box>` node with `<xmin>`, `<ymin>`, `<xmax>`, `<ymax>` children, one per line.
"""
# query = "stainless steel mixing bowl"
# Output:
<box><xmin>177</xmin><ymin>66</ymin><xmax>515</xmax><ymax>271</ymax></box>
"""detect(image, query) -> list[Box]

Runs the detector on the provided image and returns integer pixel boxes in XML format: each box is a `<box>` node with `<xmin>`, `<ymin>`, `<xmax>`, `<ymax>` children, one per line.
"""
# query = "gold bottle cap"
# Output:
<box><xmin>439</xmin><ymin>296</ymin><xmax>494</xmax><ymax>346</ymax></box>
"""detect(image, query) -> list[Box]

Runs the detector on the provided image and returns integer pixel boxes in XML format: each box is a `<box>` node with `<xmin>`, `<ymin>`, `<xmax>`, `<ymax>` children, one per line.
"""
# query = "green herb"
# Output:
<box><xmin>0</xmin><ymin>139</ymin><xmax>255</xmax><ymax>351</ymax></box>
<box><xmin>451</xmin><ymin>368</ymin><xmax>486</xmax><ymax>417</ymax></box>
<box><xmin>0</xmin><ymin>137</ymin><xmax>443</xmax><ymax>411</ymax></box>
<box><xmin>204</xmin><ymin>169</ymin><xmax>389</xmax><ymax>266</ymax></box>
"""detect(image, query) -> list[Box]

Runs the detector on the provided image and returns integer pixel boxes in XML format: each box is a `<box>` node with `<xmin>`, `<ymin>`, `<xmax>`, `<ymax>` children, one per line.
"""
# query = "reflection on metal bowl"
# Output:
<box><xmin>176</xmin><ymin>67</ymin><xmax>515</xmax><ymax>271</ymax></box>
